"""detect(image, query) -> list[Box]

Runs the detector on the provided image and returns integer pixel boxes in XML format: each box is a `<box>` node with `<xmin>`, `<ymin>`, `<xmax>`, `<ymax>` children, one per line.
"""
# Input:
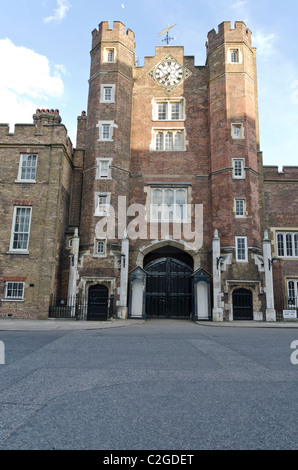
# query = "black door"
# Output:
<box><xmin>87</xmin><ymin>284</ymin><xmax>109</xmax><ymax>321</ymax></box>
<box><xmin>145</xmin><ymin>257</ymin><xmax>192</xmax><ymax>318</ymax></box>
<box><xmin>233</xmin><ymin>288</ymin><xmax>253</xmax><ymax>320</ymax></box>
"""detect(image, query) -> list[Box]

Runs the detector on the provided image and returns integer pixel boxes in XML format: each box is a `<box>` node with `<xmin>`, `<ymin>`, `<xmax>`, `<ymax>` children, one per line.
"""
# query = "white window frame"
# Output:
<box><xmin>100</xmin><ymin>84</ymin><xmax>116</xmax><ymax>103</ymax></box>
<box><xmin>227</xmin><ymin>47</ymin><xmax>242</xmax><ymax>64</ymax></box>
<box><xmin>276</xmin><ymin>232</ymin><xmax>298</xmax><ymax>258</ymax></box>
<box><xmin>93</xmin><ymin>238</ymin><xmax>107</xmax><ymax>257</ymax></box>
<box><xmin>234</xmin><ymin>198</ymin><xmax>246</xmax><ymax>218</ymax></box>
<box><xmin>150</xmin><ymin>187</ymin><xmax>188</xmax><ymax>223</ymax></box>
<box><xmin>17</xmin><ymin>154</ymin><xmax>38</xmax><ymax>182</ymax></box>
<box><xmin>9</xmin><ymin>206</ymin><xmax>32</xmax><ymax>253</ymax></box>
<box><xmin>287</xmin><ymin>279</ymin><xmax>298</xmax><ymax>308</ymax></box>
<box><xmin>94</xmin><ymin>192</ymin><xmax>111</xmax><ymax>216</ymax></box>
<box><xmin>97</xmin><ymin>121</ymin><xmax>116</xmax><ymax>141</ymax></box>
<box><xmin>152</xmin><ymin>98</ymin><xmax>185</xmax><ymax>121</ymax></box>
<box><xmin>151</xmin><ymin>128</ymin><xmax>185</xmax><ymax>151</ymax></box>
<box><xmin>235</xmin><ymin>236</ymin><xmax>248</xmax><ymax>262</ymax></box>
<box><xmin>4</xmin><ymin>281</ymin><xmax>25</xmax><ymax>301</ymax></box>
<box><xmin>231</xmin><ymin>123</ymin><xmax>244</xmax><ymax>140</ymax></box>
<box><xmin>96</xmin><ymin>158</ymin><xmax>112</xmax><ymax>179</ymax></box>
<box><xmin>104</xmin><ymin>47</ymin><xmax>116</xmax><ymax>63</ymax></box>
<box><xmin>232</xmin><ymin>158</ymin><xmax>245</xmax><ymax>179</ymax></box>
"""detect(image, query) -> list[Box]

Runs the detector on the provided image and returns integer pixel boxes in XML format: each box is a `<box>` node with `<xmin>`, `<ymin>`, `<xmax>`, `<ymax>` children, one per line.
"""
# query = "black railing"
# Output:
<box><xmin>49</xmin><ymin>294</ymin><xmax>114</xmax><ymax>321</ymax></box>
<box><xmin>274</xmin><ymin>296</ymin><xmax>298</xmax><ymax>321</ymax></box>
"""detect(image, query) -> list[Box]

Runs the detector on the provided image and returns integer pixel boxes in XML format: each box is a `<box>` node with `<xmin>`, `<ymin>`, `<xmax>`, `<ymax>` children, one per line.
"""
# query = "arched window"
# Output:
<box><xmin>165</xmin><ymin>132</ymin><xmax>173</xmax><ymax>150</ymax></box>
<box><xmin>174</xmin><ymin>132</ymin><xmax>182</xmax><ymax>150</ymax></box>
<box><xmin>155</xmin><ymin>132</ymin><xmax>163</xmax><ymax>150</ymax></box>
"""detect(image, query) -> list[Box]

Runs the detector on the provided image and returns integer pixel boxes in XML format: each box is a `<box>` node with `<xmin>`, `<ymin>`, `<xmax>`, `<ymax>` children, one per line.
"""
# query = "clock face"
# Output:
<box><xmin>154</xmin><ymin>60</ymin><xmax>184</xmax><ymax>87</ymax></box>
<box><xmin>148</xmin><ymin>55</ymin><xmax>192</xmax><ymax>93</ymax></box>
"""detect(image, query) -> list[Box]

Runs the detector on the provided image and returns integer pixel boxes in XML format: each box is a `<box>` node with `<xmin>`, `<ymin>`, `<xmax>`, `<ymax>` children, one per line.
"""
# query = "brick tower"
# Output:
<box><xmin>207</xmin><ymin>22</ymin><xmax>264</xmax><ymax>320</ymax></box>
<box><xmin>76</xmin><ymin>21</ymin><xmax>135</xmax><ymax>312</ymax></box>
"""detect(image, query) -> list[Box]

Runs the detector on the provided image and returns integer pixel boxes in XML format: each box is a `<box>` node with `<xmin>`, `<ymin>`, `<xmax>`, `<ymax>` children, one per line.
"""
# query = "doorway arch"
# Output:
<box><xmin>232</xmin><ymin>288</ymin><xmax>253</xmax><ymax>320</ymax></box>
<box><xmin>144</xmin><ymin>246</ymin><xmax>193</xmax><ymax>318</ymax></box>
<box><xmin>87</xmin><ymin>284</ymin><xmax>109</xmax><ymax>321</ymax></box>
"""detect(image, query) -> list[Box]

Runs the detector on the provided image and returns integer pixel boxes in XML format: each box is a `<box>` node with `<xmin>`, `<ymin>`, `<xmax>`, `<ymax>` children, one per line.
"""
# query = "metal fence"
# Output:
<box><xmin>49</xmin><ymin>294</ymin><xmax>114</xmax><ymax>321</ymax></box>
<box><xmin>274</xmin><ymin>296</ymin><xmax>298</xmax><ymax>321</ymax></box>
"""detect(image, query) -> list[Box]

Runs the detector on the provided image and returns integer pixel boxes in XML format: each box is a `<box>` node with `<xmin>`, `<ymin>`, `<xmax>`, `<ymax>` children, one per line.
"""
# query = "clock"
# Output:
<box><xmin>154</xmin><ymin>60</ymin><xmax>184</xmax><ymax>87</ymax></box>
<box><xmin>148</xmin><ymin>54</ymin><xmax>191</xmax><ymax>92</ymax></box>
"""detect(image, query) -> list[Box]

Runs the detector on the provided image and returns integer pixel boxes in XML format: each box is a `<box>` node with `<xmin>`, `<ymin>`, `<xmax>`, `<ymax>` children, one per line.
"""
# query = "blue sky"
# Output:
<box><xmin>0</xmin><ymin>0</ymin><xmax>297</xmax><ymax>168</ymax></box>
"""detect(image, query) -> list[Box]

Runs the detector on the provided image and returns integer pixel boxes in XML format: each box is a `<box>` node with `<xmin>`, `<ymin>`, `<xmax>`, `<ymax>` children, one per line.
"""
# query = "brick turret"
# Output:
<box><xmin>77</xmin><ymin>21</ymin><xmax>135</xmax><ymax>302</ymax></box>
<box><xmin>207</xmin><ymin>21</ymin><xmax>261</xmax><ymax>249</ymax></box>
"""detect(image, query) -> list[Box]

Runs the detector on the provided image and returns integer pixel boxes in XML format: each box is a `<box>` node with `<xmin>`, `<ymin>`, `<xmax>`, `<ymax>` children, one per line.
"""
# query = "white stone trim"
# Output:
<box><xmin>100</xmin><ymin>84</ymin><xmax>116</xmax><ymax>103</ymax></box>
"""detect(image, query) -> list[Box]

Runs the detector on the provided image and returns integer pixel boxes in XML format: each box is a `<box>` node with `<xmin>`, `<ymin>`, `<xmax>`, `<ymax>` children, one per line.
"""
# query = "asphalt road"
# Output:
<box><xmin>0</xmin><ymin>319</ymin><xmax>297</xmax><ymax>450</ymax></box>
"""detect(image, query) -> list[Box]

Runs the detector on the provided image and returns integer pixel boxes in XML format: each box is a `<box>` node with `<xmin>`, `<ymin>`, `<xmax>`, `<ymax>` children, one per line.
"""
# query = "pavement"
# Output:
<box><xmin>0</xmin><ymin>317</ymin><xmax>298</xmax><ymax>330</ymax></box>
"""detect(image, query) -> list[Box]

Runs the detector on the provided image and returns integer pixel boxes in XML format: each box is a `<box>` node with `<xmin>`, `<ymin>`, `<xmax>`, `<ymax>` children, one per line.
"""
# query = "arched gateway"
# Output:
<box><xmin>145</xmin><ymin>257</ymin><xmax>193</xmax><ymax>318</ymax></box>
<box><xmin>129</xmin><ymin>245</ymin><xmax>211</xmax><ymax>320</ymax></box>
<box><xmin>144</xmin><ymin>246</ymin><xmax>193</xmax><ymax>319</ymax></box>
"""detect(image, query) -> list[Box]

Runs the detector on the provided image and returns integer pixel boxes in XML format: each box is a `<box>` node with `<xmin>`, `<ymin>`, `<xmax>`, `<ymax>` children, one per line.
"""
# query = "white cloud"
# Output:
<box><xmin>232</xmin><ymin>0</ymin><xmax>247</xmax><ymax>8</ymax></box>
<box><xmin>0</xmin><ymin>38</ymin><xmax>64</xmax><ymax>128</ymax></box>
<box><xmin>253</xmin><ymin>31</ymin><xmax>278</xmax><ymax>57</ymax></box>
<box><xmin>44</xmin><ymin>0</ymin><xmax>71</xmax><ymax>23</ymax></box>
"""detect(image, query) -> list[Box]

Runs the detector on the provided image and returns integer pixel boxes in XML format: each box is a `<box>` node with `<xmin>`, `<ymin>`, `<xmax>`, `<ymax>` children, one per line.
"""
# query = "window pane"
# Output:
<box><xmin>107</xmin><ymin>50</ymin><xmax>114</xmax><ymax>62</ymax></box>
<box><xmin>233</xmin><ymin>125</ymin><xmax>241</xmax><ymax>139</ymax></box>
<box><xmin>176</xmin><ymin>189</ymin><xmax>187</xmax><ymax>205</ymax></box>
<box><xmin>165</xmin><ymin>132</ymin><xmax>173</xmax><ymax>150</ymax></box>
<box><xmin>164</xmin><ymin>189</ymin><xmax>174</xmax><ymax>205</ymax></box>
<box><xmin>97</xmin><ymin>241</ymin><xmax>105</xmax><ymax>254</ymax></box>
<box><xmin>104</xmin><ymin>87</ymin><xmax>112</xmax><ymax>101</ymax></box>
<box><xmin>152</xmin><ymin>189</ymin><xmax>163</xmax><ymax>204</ymax></box>
<box><xmin>157</xmin><ymin>103</ymin><xmax>167</xmax><ymax>120</ymax></box>
<box><xmin>288</xmin><ymin>281</ymin><xmax>295</xmax><ymax>298</ymax></box>
<box><xmin>174</xmin><ymin>132</ymin><xmax>182</xmax><ymax>150</ymax></box>
<box><xmin>155</xmin><ymin>132</ymin><xmax>163</xmax><ymax>150</ymax></box>
<box><xmin>98</xmin><ymin>196</ymin><xmax>108</xmax><ymax>215</ymax></box>
<box><xmin>20</xmin><ymin>154</ymin><xmax>37</xmax><ymax>180</ymax></box>
<box><xmin>100</xmin><ymin>161</ymin><xmax>109</xmax><ymax>177</ymax></box>
<box><xmin>286</xmin><ymin>234</ymin><xmax>293</xmax><ymax>256</ymax></box>
<box><xmin>235</xmin><ymin>199</ymin><xmax>244</xmax><ymax>216</ymax></box>
<box><xmin>294</xmin><ymin>234</ymin><xmax>298</xmax><ymax>257</ymax></box>
<box><xmin>234</xmin><ymin>160</ymin><xmax>243</xmax><ymax>176</ymax></box>
<box><xmin>277</xmin><ymin>233</ymin><xmax>284</xmax><ymax>256</ymax></box>
<box><xmin>237</xmin><ymin>238</ymin><xmax>246</xmax><ymax>260</ymax></box>
<box><xmin>288</xmin><ymin>281</ymin><xmax>296</xmax><ymax>307</ymax></box>
<box><xmin>12</xmin><ymin>207</ymin><xmax>31</xmax><ymax>250</ymax></box>
<box><xmin>164</xmin><ymin>189</ymin><xmax>174</xmax><ymax>221</ymax></box>
<box><xmin>171</xmin><ymin>103</ymin><xmax>180</xmax><ymax>119</ymax></box>
<box><xmin>6</xmin><ymin>282</ymin><xmax>24</xmax><ymax>299</ymax></box>
<box><xmin>102</xmin><ymin>125</ymin><xmax>110</xmax><ymax>139</ymax></box>
<box><xmin>175</xmin><ymin>189</ymin><xmax>187</xmax><ymax>222</ymax></box>
<box><xmin>231</xmin><ymin>50</ymin><xmax>239</xmax><ymax>62</ymax></box>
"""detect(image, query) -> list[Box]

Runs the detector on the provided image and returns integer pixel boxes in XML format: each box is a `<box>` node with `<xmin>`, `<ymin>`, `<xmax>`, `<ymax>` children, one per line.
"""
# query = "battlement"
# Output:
<box><xmin>263</xmin><ymin>165</ymin><xmax>298</xmax><ymax>180</ymax></box>
<box><xmin>207</xmin><ymin>21</ymin><xmax>252</xmax><ymax>51</ymax></box>
<box><xmin>0</xmin><ymin>109</ymin><xmax>72</xmax><ymax>152</ymax></box>
<box><xmin>91</xmin><ymin>21</ymin><xmax>135</xmax><ymax>51</ymax></box>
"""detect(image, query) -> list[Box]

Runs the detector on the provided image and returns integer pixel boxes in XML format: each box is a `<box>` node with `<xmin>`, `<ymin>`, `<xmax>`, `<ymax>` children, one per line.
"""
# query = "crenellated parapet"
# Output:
<box><xmin>0</xmin><ymin>109</ymin><xmax>72</xmax><ymax>153</ymax></box>
<box><xmin>91</xmin><ymin>21</ymin><xmax>135</xmax><ymax>52</ymax></box>
<box><xmin>263</xmin><ymin>166</ymin><xmax>298</xmax><ymax>180</ymax></box>
<box><xmin>207</xmin><ymin>21</ymin><xmax>252</xmax><ymax>52</ymax></box>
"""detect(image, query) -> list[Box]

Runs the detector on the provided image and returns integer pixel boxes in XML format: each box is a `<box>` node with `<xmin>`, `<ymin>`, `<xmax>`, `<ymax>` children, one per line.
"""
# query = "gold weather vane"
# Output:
<box><xmin>159</xmin><ymin>24</ymin><xmax>176</xmax><ymax>45</ymax></box>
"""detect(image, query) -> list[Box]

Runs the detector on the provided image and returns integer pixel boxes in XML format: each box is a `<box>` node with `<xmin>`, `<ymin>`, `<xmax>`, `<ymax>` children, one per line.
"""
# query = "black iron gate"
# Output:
<box><xmin>145</xmin><ymin>257</ymin><xmax>192</xmax><ymax>318</ymax></box>
<box><xmin>232</xmin><ymin>288</ymin><xmax>253</xmax><ymax>320</ymax></box>
<box><xmin>87</xmin><ymin>284</ymin><xmax>109</xmax><ymax>321</ymax></box>
<box><xmin>49</xmin><ymin>291</ymin><xmax>114</xmax><ymax>320</ymax></box>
